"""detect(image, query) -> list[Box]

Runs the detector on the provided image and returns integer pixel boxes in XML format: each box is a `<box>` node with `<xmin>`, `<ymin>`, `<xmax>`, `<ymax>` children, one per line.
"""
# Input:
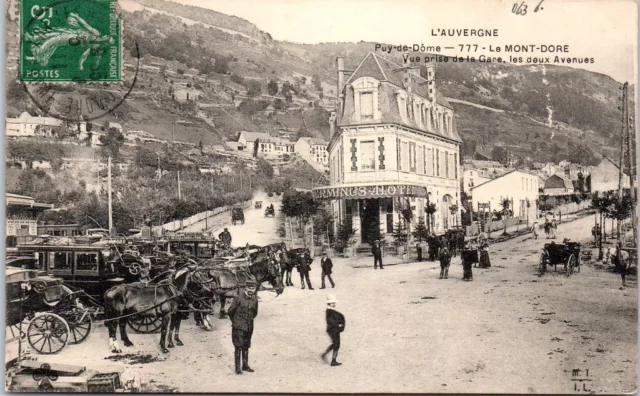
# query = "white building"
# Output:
<box><xmin>590</xmin><ymin>157</ymin><xmax>630</xmax><ymax>193</ymax></box>
<box><xmin>471</xmin><ymin>170</ymin><xmax>539</xmax><ymax>222</ymax></box>
<box><xmin>313</xmin><ymin>53</ymin><xmax>461</xmax><ymax>245</ymax></box>
<box><xmin>462</xmin><ymin>168</ymin><xmax>492</xmax><ymax>195</ymax></box>
<box><xmin>294</xmin><ymin>137</ymin><xmax>329</xmax><ymax>166</ymax></box>
<box><xmin>236</xmin><ymin>131</ymin><xmax>272</xmax><ymax>154</ymax></box>
<box><xmin>6</xmin><ymin>112</ymin><xmax>62</xmax><ymax>138</ymax></box>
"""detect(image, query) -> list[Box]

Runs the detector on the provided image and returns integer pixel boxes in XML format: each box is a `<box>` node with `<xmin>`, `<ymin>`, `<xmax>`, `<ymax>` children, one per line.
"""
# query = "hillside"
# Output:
<box><xmin>5</xmin><ymin>0</ymin><xmax>633</xmax><ymax>167</ymax></box>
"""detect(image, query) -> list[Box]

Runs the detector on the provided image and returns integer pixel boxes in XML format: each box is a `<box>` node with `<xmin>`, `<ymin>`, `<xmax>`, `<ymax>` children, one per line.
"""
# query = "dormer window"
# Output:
<box><xmin>396</xmin><ymin>91</ymin><xmax>408</xmax><ymax>123</ymax></box>
<box><xmin>360</xmin><ymin>92</ymin><xmax>373</xmax><ymax>120</ymax></box>
<box><xmin>351</xmin><ymin>77</ymin><xmax>381</xmax><ymax>123</ymax></box>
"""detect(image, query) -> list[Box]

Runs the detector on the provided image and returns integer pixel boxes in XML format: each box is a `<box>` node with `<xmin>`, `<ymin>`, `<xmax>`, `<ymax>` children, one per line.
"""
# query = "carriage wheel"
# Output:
<box><xmin>127</xmin><ymin>315</ymin><xmax>162</xmax><ymax>333</ymax></box>
<box><xmin>539</xmin><ymin>253</ymin><xmax>547</xmax><ymax>275</ymax></box>
<box><xmin>566</xmin><ymin>254</ymin><xmax>576</xmax><ymax>277</ymax></box>
<box><xmin>27</xmin><ymin>313</ymin><xmax>70</xmax><ymax>354</ymax></box>
<box><xmin>64</xmin><ymin>308</ymin><xmax>92</xmax><ymax>344</ymax></box>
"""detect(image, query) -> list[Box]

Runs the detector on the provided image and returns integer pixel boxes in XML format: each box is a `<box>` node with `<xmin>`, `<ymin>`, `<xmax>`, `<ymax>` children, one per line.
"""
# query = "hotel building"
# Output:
<box><xmin>313</xmin><ymin>53</ymin><xmax>462</xmax><ymax>246</ymax></box>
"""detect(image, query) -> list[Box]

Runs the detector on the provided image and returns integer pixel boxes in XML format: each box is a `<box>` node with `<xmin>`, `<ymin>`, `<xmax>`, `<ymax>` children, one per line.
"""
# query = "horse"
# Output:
<box><xmin>203</xmin><ymin>248</ymin><xmax>284</xmax><ymax>318</ymax></box>
<box><xmin>103</xmin><ymin>266</ymin><xmax>215</xmax><ymax>354</ymax></box>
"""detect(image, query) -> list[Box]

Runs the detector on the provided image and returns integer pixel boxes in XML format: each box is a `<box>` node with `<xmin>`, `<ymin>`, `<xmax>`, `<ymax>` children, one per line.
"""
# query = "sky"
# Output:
<box><xmin>175</xmin><ymin>0</ymin><xmax>638</xmax><ymax>83</ymax></box>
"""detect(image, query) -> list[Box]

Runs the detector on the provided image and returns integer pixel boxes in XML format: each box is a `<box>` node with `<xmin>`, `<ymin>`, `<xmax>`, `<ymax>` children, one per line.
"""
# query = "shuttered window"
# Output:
<box><xmin>360</xmin><ymin>92</ymin><xmax>373</xmax><ymax>120</ymax></box>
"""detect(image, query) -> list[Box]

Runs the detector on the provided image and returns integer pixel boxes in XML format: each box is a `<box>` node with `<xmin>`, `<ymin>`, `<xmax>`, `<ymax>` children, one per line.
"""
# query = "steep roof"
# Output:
<box><xmin>471</xmin><ymin>169</ymin><xmax>537</xmax><ymax>191</ymax></box>
<box><xmin>346</xmin><ymin>53</ymin><xmax>453</xmax><ymax>109</ymax></box>
<box><xmin>340</xmin><ymin>53</ymin><xmax>460</xmax><ymax>143</ymax></box>
<box><xmin>544</xmin><ymin>174</ymin><xmax>574</xmax><ymax>190</ymax></box>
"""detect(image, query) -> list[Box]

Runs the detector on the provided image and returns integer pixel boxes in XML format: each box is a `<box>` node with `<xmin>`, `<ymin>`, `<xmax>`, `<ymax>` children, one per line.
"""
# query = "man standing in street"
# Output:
<box><xmin>227</xmin><ymin>281</ymin><xmax>258</xmax><ymax>375</ymax></box>
<box><xmin>219</xmin><ymin>228</ymin><xmax>232</xmax><ymax>249</ymax></box>
<box><xmin>438</xmin><ymin>246</ymin><xmax>451</xmax><ymax>279</ymax></box>
<box><xmin>372</xmin><ymin>240</ymin><xmax>384</xmax><ymax>269</ymax></box>
<box><xmin>320</xmin><ymin>252</ymin><xmax>335</xmax><ymax>289</ymax></box>
<box><xmin>297</xmin><ymin>249</ymin><xmax>314</xmax><ymax>290</ymax></box>
<box><xmin>613</xmin><ymin>243</ymin><xmax>631</xmax><ymax>290</ymax></box>
<box><xmin>321</xmin><ymin>294</ymin><xmax>345</xmax><ymax>366</ymax></box>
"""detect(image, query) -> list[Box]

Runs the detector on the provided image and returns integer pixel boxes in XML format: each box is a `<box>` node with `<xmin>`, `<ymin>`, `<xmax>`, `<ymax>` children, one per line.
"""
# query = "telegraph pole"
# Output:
<box><xmin>623</xmin><ymin>83</ymin><xmax>637</xmax><ymax>247</ymax></box>
<box><xmin>177</xmin><ymin>171</ymin><xmax>182</xmax><ymax>200</ymax></box>
<box><xmin>617</xmin><ymin>83</ymin><xmax>628</xmax><ymax>246</ymax></box>
<box><xmin>108</xmin><ymin>156</ymin><xmax>113</xmax><ymax>235</ymax></box>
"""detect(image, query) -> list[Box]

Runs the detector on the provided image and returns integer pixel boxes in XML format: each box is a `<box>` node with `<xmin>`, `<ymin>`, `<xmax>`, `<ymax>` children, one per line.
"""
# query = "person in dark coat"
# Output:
<box><xmin>438</xmin><ymin>246</ymin><xmax>451</xmax><ymax>279</ymax></box>
<box><xmin>227</xmin><ymin>281</ymin><xmax>259</xmax><ymax>374</ymax></box>
<box><xmin>479</xmin><ymin>242</ymin><xmax>491</xmax><ymax>268</ymax></box>
<box><xmin>427</xmin><ymin>234</ymin><xmax>436</xmax><ymax>261</ymax></box>
<box><xmin>219</xmin><ymin>228</ymin><xmax>232</xmax><ymax>249</ymax></box>
<box><xmin>320</xmin><ymin>252</ymin><xmax>335</xmax><ymax>289</ymax></box>
<box><xmin>321</xmin><ymin>294</ymin><xmax>345</xmax><ymax>366</ymax></box>
<box><xmin>613</xmin><ymin>243</ymin><xmax>631</xmax><ymax>290</ymax></box>
<box><xmin>461</xmin><ymin>242</ymin><xmax>474</xmax><ymax>281</ymax></box>
<box><xmin>296</xmin><ymin>249</ymin><xmax>314</xmax><ymax>290</ymax></box>
<box><xmin>372</xmin><ymin>240</ymin><xmax>384</xmax><ymax>269</ymax></box>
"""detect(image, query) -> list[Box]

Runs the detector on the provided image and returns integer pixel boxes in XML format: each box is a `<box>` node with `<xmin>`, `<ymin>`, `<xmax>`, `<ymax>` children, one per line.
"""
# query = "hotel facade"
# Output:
<box><xmin>313</xmin><ymin>53</ymin><xmax>462</xmax><ymax>246</ymax></box>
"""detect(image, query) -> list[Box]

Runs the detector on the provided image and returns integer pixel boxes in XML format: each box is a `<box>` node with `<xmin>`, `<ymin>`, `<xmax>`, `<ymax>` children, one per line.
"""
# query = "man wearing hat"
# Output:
<box><xmin>219</xmin><ymin>228</ymin><xmax>232</xmax><ymax>249</ymax></box>
<box><xmin>320</xmin><ymin>252</ymin><xmax>335</xmax><ymax>289</ymax></box>
<box><xmin>227</xmin><ymin>280</ymin><xmax>259</xmax><ymax>374</ymax></box>
<box><xmin>321</xmin><ymin>294</ymin><xmax>345</xmax><ymax>366</ymax></box>
<box><xmin>372</xmin><ymin>240</ymin><xmax>384</xmax><ymax>269</ymax></box>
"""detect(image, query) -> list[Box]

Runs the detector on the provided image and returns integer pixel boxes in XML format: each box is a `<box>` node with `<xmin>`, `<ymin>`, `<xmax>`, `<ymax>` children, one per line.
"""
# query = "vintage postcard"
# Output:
<box><xmin>3</xmin><ymin>0</ymin><xmax>638</xmax><ymax>393</ymax></box>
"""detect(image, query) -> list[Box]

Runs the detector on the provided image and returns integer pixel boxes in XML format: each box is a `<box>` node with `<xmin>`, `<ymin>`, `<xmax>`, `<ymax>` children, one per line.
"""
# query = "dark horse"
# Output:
<box><xmin>203</xmin><ymin>247</ymin><xmax>284</xmax><ymax>318</ymax></box>
<box><xmin>103</xmin><ymin>266</ymin><xmax>215</xmax><ymax>353</ymax></box>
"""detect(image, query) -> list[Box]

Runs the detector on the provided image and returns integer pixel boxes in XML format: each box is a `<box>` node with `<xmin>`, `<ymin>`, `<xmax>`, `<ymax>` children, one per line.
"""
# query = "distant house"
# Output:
<box><xmin>590</xmin><ymin>157</ymin><xmax>630</xmax><ymax>193</ymax></box>
<box><xmin>294</xmin><ymin>137</ymin><xmax>328</xmax><ymax>166</ymax></box>
<box><xmin>543</xmin><ymin>174</ymin><xmax>575</xmax><ymax>196</ymax></box>
<box><xmin>6</xmin><ymin>112</ymin><xmax>62</xmax><ymax>138</ymax></box>
<box><xmin>563</xmin><ymin>163</ymin><xmax>591</xmax><ymax>181</ymax></box>
<box><xmin>462</xmin><ymin>168</ymin><xmax>492</xmax><ymax>195</ymax></box>
<box><xmin>174</xmin><ymin>87</ymin><xmax>202</xmax><ymax>102</ymax></box>
<box><xmin>471</xmin><ymin>170</ymin><xmax>539</xmax><ymax>221</ymax></box>
<box><xmin>236</xmin><ymin>131</ymin><xmax>272</xmax><ymax>153</ymax></box>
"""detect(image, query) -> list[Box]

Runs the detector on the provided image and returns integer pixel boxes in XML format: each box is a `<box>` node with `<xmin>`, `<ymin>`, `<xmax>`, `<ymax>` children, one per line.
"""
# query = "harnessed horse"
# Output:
<box><xmin>103</xmin><ymin>266</ymin><xmax>215</xmax><ymax>354</ymax></box>
<box><xmin>202</xmin><ymin>247</ymin><xmax>284</xmax><ymax>318</ymax></box>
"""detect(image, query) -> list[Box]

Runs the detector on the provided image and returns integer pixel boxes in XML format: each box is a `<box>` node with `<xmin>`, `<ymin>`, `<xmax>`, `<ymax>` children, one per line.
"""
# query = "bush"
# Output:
<box><xmin>334</xmin><ymin>219</ymin><xmax>356</xmax><ymax>252</ymax></box>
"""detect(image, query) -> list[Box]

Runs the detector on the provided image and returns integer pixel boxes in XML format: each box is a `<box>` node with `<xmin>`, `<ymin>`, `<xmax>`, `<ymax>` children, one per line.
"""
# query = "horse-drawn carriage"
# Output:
<box><xmin>539</xmin><ymin>241</ymin><xmax>581</xmax><ymax>276</ymax></box>
<box><xmin>254</xmin><ymin>201</ymin><xmax>262</xmax><ymax>209</ymax></box>
<box><xmin>13</xmin><ymin>237</ymin><xmax>165</xmax><ymax>334</ymax></box>
<box><xmin>232</xmin><ymin>207</ymin><xmax>245</xmax><ymax>225</ymax></box>
<box><xmin>264</xmin><ymin>205</ymin><xmax>275</xmax><ymax>217</ymax></box>
<box><xmin>6</xmin><ymin>268</ymin><xmax>92</xmax><ymax>354</ymax></box>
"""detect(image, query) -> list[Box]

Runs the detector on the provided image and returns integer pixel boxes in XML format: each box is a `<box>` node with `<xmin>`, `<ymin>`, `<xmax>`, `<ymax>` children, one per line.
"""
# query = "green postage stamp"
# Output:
<box><xmin>20</xmin><ymin>0</ymin><xmax>122</xmax><ymax>82</ymax></box>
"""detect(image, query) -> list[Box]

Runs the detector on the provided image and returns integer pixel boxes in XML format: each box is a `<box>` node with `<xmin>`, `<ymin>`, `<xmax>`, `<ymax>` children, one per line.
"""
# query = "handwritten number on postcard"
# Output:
<box><xmin>513</xmin><ymin>0</ymin><xmax>545</xmax><ymax>15</ymax></box>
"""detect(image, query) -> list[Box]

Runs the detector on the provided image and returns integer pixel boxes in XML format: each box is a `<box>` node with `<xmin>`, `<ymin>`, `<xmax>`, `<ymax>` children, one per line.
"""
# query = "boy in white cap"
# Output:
<box><xmin>321</xmin><ymin>294</ymin><xmax>345</xmax><ymax>366</ymax></box>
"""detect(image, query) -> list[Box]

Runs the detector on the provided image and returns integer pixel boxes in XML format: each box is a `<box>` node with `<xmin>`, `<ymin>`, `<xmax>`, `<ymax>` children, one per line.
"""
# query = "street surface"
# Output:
<box><xmin>10</xmin><ymin>212</ymin><xmax>637</xmax><ymax>394</ymax></box>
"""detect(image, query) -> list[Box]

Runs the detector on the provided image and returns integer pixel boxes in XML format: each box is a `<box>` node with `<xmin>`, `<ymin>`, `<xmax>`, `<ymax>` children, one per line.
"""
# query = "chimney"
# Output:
<box><xmin>336</xmin><ymin>57</ymin><xmax>345</xmax><ymax>115</ymax></box>
<box><xmin>426</xmin><ymin>64</ymin><xmax>436</xmax><ymax>103</ymax></box>
<box><xmin>329</xmin><ymin>112</ymin><xmax>336</xmax><ymax>139</ymax></box>
<box><xmin>402</xmin><ymin>52</ymin><xmax>411</xmax><ymax>90</ymax></box>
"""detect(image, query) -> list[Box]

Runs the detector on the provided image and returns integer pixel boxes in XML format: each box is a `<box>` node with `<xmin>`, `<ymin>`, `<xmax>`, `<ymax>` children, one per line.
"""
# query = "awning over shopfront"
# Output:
<box><xmin>312</xmin><ymin>184</ymin><xmax>428</xmax><ymax>200</ymax></box>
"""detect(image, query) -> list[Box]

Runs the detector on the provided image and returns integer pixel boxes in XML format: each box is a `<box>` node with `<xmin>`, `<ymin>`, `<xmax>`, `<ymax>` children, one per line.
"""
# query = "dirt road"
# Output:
<box><xmin>13</xmin><ymin>214</ymin><xmax>636</xmax><ymax>393</ymax></box>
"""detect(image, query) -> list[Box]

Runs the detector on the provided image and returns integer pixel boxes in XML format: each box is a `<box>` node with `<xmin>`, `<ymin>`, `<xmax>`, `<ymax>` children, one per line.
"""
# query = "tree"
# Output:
<box><xmin>449</xmin><ymin>204</ymin><xmax>459</xmax><ymax>227</ymax></box>
<box><xmin>576</xmin><ymin>172</ymin><xmax>586</xmax><ymax>196</ymax></box>
<box><xmin>491</xmin><ymin>146</ymin><xmax>508</xmax><ymax>164</ymax></box>
<box><xmin>267</xmin><ymin>79</ymin><xmax>279</xmax><ymax>96</ymax></box>
<box><xmin>246</xmin><ymin>80</ymin><xmax>262</xmax><ymax>97</ymax></box>
<box><xmin>500</xmin><ymin>197</ymin><xmax>511</xmax><ymax>235</ymax></box>
<box><xmin>334</xmin><ymin>219</ymin><xmax>356</xmax><ymax>252</ymax></box>
<box><xmin>256</xmin><ymin>158</ymin><xmax>274</xmax><ymax>179</ymax></box>
<box><xmin>281</xmin><ymin>189</ymin><xmax>320</xmax><ymax>246</ymax></box>
<box><xmin>312</xmin><ymin>74</ymin><xmax>322</xmax><ymax>91</ymax></box>
<box><xmin>213</xmin><ymin>54</ymin><xmax>229</xmax><ymax>74</ymax></box>
<box><xmin>425</xmin><ymin>202</ymin><xmax>437</xmax><ymax>234</ymax></box>
<box><xmin>412</xmin><ymin>217</ymin><xmax>429</xmax><ymax>242</ymax></box>
<box><xmin>99</xmin><ymin>128</ymin><xmax>125</xmax><ymax>160</ymax></box>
